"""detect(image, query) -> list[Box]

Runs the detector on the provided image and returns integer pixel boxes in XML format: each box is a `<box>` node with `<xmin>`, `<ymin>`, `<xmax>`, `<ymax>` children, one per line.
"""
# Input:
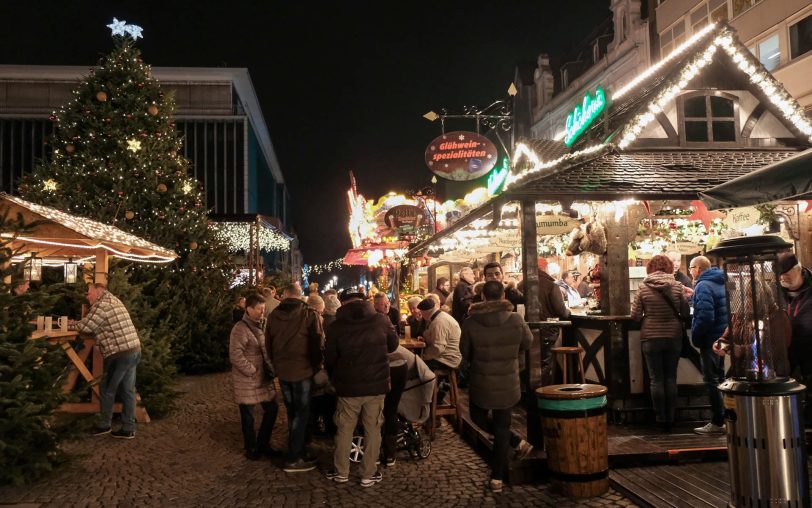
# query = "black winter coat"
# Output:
<box><xmin>325</xmin><ymin>300</ymin><xmax>399</xmax><ymax>397</ymax></box>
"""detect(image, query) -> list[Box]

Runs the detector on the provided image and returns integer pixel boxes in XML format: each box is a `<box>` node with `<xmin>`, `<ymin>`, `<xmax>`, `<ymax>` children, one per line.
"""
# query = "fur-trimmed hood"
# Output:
<box><xmin>466</xmin><ymin>299</ymin><xmax>514</xmax><ymax>327</ymax></box>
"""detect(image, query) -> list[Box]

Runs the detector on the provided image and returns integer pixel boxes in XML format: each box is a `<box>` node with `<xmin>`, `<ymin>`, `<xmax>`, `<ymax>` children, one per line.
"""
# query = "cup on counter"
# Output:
<box><xmin>58</xmin><ymin>316</ymin><xmax>69</xmax><ymax>332</ymax></box>
<box><xmin>44</xmin><ymin>316</ymin><xmax>53</xmax><ymax>331</ymax></box>
<box><xmin>404</xmin><ymin>325</ymin><xmax>411</xmax><ymax>340</ymax></box>
<box><xmin>546</xmin><ymin>317</ymin><xmax>560</xmax><ymax>322</ymax></box>
<box><xmin>36</xmin><ymin>315</ymin><xmax>45</xmax><ymax>331</ymax></box>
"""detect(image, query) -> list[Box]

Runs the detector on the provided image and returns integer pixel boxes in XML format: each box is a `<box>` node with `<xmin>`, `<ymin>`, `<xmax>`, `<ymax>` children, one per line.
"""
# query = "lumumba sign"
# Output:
<box><xmin>564</xmin><ymin>87</ymin><xmax>606</xmax><ymax>147</ymax></box>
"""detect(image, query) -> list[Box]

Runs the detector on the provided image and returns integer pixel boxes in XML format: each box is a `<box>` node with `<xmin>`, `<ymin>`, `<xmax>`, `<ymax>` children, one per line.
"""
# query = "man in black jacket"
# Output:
<box><xmin>324</xmin><ymin>292</ymin><xmax>399</xmax><ymax>487</ymax></box>
<box><xmin>778</xmin><ymin>252</ymin><xmax>812</xmax><ymax>424</ymax></box>
<box><xmin>451</xmin><ymin>266</ymin><xmax>475</xmax><ymax>323</ymax></box>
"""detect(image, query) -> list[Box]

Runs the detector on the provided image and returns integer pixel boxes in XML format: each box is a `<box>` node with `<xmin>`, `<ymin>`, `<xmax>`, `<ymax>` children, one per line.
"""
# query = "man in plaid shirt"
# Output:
<box><xmin>73</xmin><ymin>283</ymin><xmax>141</xmax><ymax>439</ymax></box>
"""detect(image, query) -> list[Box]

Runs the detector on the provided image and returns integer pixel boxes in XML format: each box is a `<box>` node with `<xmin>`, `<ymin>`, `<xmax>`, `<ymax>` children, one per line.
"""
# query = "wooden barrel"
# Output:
<box><xmin>536</xmin><ymin>383</ymin><xmax>609</xmax><ymax>498</ymax></box>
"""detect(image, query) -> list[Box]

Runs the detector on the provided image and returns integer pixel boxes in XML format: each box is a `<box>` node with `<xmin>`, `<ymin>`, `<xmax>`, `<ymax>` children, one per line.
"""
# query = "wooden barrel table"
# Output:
<box><xmin>536</xmin><ymin>383</ymin><xmax>608</xmax><ymax>498</ymax></box>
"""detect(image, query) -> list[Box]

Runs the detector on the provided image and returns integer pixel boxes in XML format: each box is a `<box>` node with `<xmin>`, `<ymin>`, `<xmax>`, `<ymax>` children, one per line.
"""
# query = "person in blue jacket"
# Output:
<box><xmin>689</xmin><ymin>255</ymin><xmax>729</xmax><ymax>436</ymax></box>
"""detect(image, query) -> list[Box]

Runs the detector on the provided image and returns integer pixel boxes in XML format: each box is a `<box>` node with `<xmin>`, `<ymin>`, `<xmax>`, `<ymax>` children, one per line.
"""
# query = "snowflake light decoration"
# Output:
<box><xmin>126</xmin><ymin>139</ymin><xmax>142</xmax><ymax>152</ymax></box>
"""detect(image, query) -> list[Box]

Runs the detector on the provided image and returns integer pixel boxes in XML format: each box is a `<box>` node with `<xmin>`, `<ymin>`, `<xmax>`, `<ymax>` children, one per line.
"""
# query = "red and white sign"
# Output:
<box><xmin>424</xmin><ymin>131</ymin><xmax>498</xmax><ymax>181</ymax></box>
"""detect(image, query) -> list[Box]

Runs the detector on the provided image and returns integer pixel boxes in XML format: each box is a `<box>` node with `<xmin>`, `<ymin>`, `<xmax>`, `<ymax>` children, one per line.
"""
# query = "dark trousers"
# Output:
<box><xmin>238</xmin><ymin>400</ymin><xmax>279</xmax><ymax>453</ymax></box>
<box><xmin>469</xmin><ymin>403</ymin><xmax>520</xmax><ymax>481</ymax></box>
<box><xmin>425</xmin><ymin>359</ymin><xmax>452</xmax><ymax>402</ymax></box>
<box><xmin>540</xmin><ymin>331</ymin><xmax>558</xmax><ymax>386</ymax></box>
<box><xmin>280</xmin><ymin>378</ymin><xmax>312</xmax><ymax>462</ymax></box>
<box><xmin>382</xmin><ymin>362</ymin><xmax>408</xmax><ymax>460</ymax></box>
<box><xmin>641</xmin><ymin>337</ymin><xmax>681</xmax><ymax>424</ymax></box>
<box><xmin>311</xmin><ymin>394</ymin><xmax>337</xmax><ymax>435</ymax></box>
<box><xmin>700</xmin><ymin>347</ymin><xmax>725</xmax><ymax>426</ymax></box>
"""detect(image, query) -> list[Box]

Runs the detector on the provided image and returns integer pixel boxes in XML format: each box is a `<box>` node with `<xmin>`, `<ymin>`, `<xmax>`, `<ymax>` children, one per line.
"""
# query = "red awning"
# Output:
<box><xmin>343</xmin><ymin>243</ymin><xmax>408</xmax><ymax>266</ymax></box>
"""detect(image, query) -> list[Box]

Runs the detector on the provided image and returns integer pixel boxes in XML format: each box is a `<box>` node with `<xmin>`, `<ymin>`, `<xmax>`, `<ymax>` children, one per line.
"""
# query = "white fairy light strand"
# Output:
<box><xmin>3</xmin><ymin>234</ymin><xmax>177</xmax><ymax>263</ymax></box>
<box><xmin>306</xmin><ymin>258</ymin><xmax>345</xmax><ymax>276</ymax></box>
<box><xmin>505</xmin><ymin>142</ymin><xmax>605</xmax><ymax>190</ymax></box>
<box><xmin>211</xmin><ymin>222</ymin><xmax>290</xmax><ymax>253</ymax></box>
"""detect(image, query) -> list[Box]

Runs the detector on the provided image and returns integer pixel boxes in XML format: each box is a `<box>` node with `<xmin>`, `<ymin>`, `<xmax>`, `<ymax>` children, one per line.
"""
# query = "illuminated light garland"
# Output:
<box><xmin>618</xmin><ymin>26</ymin><xmax>812</xmax><ymax>149</ymax></box>
<box><xmin>304</xmin><ymin>257</ymin><xmax>345</xmax><ymax>277</ymax></box>
<box><xmin>5</xmin><ymin>235</ymin><xmax>177</xmax><ymax>262</ymax></box>
<box><xmin>211</xmin><ymin>222</ymin><xmax>290</xmax><ymax>252</ymax></box>
<box><xmin>612</xmin><ymin>23</ymin><xmax>718</xmax><ymax>101</ymax></box>
<box><xmin>506</xmin><ymin>142</ymin><xmax>605</xmax><ymax>190</ymax></box>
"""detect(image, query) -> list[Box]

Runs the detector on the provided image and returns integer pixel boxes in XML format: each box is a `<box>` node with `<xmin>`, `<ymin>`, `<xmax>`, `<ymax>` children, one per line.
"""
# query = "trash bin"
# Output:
<box><xmin>536</xmin><ymin>383</ymin><xmax>608</xmax><ymax>498</ymax></box>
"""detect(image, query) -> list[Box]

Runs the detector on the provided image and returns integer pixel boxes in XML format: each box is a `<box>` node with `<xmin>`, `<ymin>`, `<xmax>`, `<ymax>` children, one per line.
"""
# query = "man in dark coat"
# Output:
<box><xmin>777</xmin><ymin>252</ymin><xmax>812</xmax><ymax>424</ymax></box>
<box><xmin>470</xmin><ymin>262</ymin><xmax>524</xmax><ymax>310</ymax></box>
<box><xmin>461</xmin><ymin>281</ymin><xmax>534</xmax><ymax>493</ymax></box>
<box><xmin>324</xmin><ymin>292</ymin><xmax>399</xmax><ymax>487</ymax></box>
<box><xmin>451</xmin><ymin>266</ymin><xmax>475</xmax><ymax>323</ymax></box>
<box><xmin>689</xmin><ymin>256</ymin><xmax>728</xmax><ymax>436</ymax></box>
<box><xmin>265</xmin><ymin>284</ymin><xmax>324</xmax><ymax>472</ymax></box>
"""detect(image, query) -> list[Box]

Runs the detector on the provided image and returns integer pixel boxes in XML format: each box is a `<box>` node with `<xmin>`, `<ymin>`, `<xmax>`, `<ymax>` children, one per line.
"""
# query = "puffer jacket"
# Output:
<box><xmin>265</xmin><ymin>298</ymin><xmax>324</xmax><ymax>382</ymax></box>
<box><xmin>229</xmin><ymin>316</ymin><xmax>276</xmax><ymax>405</ymax></box>
<box><xmin>631</xmin><ymin>271</ymin><xmax>689</xmax><ymax>340</ymax></box>
<box><xmin>691</xmin><ymin>267</ymin><xmax>729</xmax><ymax>349</ymax></box>
<box><xmin>461</xmin><ymin>300</ymin><xmax>532</xmax><ymax>409</ymax></box>
<box><xmin>325</xmin><ymin>300</ymin><xmax>399</xmax><ymax>397</ymax></box>
<box><xmin>784</xmin><ymin>267</ymin><xmax>812</xmax><ymax>357</ymax></box>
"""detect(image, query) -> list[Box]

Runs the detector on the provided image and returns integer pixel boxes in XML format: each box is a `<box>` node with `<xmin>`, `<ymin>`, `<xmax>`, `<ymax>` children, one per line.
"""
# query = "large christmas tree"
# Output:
<box><xmin>21</xmin><ymin>22</ymin><xmax>234</xmax><ymax>377</ymax></box>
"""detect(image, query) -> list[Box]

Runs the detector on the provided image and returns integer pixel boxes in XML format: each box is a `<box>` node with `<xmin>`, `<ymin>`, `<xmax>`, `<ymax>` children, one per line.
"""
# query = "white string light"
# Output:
<box><xmin>211</xmin><ymin>222</ymin><xmax>290</xmax><ymax>252</ymax></box>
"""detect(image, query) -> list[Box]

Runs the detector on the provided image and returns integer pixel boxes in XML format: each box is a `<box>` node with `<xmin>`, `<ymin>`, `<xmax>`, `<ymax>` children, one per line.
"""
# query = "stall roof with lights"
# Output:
<box><xmin>409</xmin><ymin>23</ymin><xmax>812</xmax><ymax>258</ymax></box>
<box><xmin>1</xmin><ymin>192</ymin><xmax>177</xmax><ymax>263</ymax></box>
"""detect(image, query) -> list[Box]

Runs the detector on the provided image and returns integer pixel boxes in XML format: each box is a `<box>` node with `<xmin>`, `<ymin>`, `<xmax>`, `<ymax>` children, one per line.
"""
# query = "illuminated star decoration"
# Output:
<box><xmin>107</xmin><ymin>18</ymin><xmax>127</xmax><ymax>36</ymax></box>
<box><xmin>126</xmin><ymin>139</ymin><xmax>142</xmax><ymax>152</ymax></box>
<box><xmin>181</xmin><ymin>181</ymin><xmax>193</xmax><ymax>194</ymax></box>
<box><xmin>43</xmin><ymin>179</ymin><xmax>58</xmax><ymax>191</ymax></box>
<box><xmin>124</xmin><ymin>24</ymin><xmax>144</xmax><ymax>40</ymax></box>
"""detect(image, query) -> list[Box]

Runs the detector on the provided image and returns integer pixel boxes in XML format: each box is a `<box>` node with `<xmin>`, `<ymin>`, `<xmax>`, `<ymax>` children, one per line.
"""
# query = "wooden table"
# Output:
<box><xmin>29</xmin><ymin>329</ymin><xmax>149</xmax><ymax>423</ymax></box>
<box><xmin>400</xmin><ymin>338</ymin><xmax>426</xmax><ymax>350</ymax></box>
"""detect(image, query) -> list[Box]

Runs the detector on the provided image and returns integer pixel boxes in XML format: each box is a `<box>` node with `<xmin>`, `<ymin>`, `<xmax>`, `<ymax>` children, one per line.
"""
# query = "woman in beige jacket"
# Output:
<box><xmin>229</xmin><ymin>293</ymin><xmax>278</xmax><ymax>460</ymax></box>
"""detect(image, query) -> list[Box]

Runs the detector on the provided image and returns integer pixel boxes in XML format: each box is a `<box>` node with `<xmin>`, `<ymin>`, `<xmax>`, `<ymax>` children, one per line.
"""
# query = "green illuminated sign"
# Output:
<box><xmin>564</xmin><ymin>87</ymin><xmax>606</xmax><ymax>147</ymax></box>
<box><xmin>486</xmin><ymin>158</ymin><xmax>509</xmax><ymax>197</ymax></box>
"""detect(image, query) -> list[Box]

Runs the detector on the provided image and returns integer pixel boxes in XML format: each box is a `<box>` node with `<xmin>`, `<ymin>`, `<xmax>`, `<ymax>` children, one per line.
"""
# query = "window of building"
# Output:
<box><xmin>709</xmin><ymin>0</ymin><xmax>728</xmax><ymax>23</ymax></box>
<box><xmin>660</xmin><ymin>20</ymin><xmax>686</xmax><ymax>58</ymax></box>
<box><xmin>682</xmin><ymin>93</ymin><xmax>738</xmax><ymax>144</ymax></box>
<box><xmin>691</xmin><ymin>3</ymin><xmax>709</xmax><ymax>33</ymax></box>
<box><xmin>790</xmin><ymin>13</ymin><xmax>812</xmax><ymax>60</ymax></box>
<box><xmin>753</xmin><ymin>33</ymin><xmax>781</xmax><ymax>71</ymax></box>
<box><xmin>731</xmin><ymin>0</ymin><xmax>762</xmax><ymax>19</ymax></box>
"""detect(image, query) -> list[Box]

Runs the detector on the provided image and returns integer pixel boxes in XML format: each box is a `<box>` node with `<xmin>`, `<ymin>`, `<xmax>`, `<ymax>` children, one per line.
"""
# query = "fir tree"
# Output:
<box><xmin>21</xmin><ymin>32</ymin><xmax>234</xmax><ymax>379</ymax></box>
<box><xmin>0</xmin><ymin>211</ymin><xmax>71</xmax><ymax>485</ymax></box>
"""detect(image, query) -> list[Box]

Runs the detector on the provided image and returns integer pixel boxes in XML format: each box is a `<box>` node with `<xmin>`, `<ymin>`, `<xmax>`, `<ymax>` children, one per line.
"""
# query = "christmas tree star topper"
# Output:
<box><xmin>107</xmin><ymin>18</ymin><xmax>127</xmax><ymax>36</ymax></box>
<box><xmin>107</xmin><ymin>18</ymin><xmax>143</xmax><ymax>40</ymax></box>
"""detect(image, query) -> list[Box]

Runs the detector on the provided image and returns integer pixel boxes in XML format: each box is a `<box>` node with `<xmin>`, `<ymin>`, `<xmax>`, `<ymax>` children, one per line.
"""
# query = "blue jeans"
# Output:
<box><xmin>641</xmin><ymin>338</ymin><xmax>681</xmax><ymax>424</ymax></box>
<box><xmin>99</xmin><ymin>350</ymin><xmax>141</xmax><ymax>432</ymax></box>
<box><xmin>700</xmin><ymin>347</ymin><xmax>725</xmax><ymax>426</ymax></box>
<box><xmin>279</xmin><ymin>378</ymin><xmax>312</xmax><ymax>462</ymax></box>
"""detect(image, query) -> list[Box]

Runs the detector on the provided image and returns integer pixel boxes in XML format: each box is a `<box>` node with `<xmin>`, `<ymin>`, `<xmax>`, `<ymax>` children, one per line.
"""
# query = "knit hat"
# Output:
<box><xmin>417</xmin><ymin>298</ymin><xmax>436</xmax><ymax>311</ymax></box>
<box><xmin>777</xmin><ymin>252</ymin><xmax>799</xmax><ymax>275</ymax></box>
<box><xmin>323</xmin><ymin>294</ymin><xmax>341</xmax><ymax>313</ymax></box>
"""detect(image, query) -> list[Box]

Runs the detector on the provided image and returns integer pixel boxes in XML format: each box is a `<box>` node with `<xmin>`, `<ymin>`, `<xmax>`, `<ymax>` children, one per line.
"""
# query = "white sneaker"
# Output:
<box><xmin>514</xmin><ymin>439</ymin><xmax>534</xmax><ymax>459</ymax></box>
<box><xmin>693</xmin><ymin>422</ymin><xmax>725</xmax><ymax>435</ymax></box>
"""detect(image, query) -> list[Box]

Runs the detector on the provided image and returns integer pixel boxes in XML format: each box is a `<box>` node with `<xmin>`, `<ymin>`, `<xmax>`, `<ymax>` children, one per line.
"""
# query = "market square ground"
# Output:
<box><xmin>0</xmin><ymin>372</ymin><xmax>638</xmax><ymax>507</ymax></box>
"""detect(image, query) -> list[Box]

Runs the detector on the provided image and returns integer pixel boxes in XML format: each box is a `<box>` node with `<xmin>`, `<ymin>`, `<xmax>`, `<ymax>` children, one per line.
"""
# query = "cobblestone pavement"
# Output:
<box><xmin>0</xmin><ymin>373</ymin><xmax>639</xmax><ymax>507</ymax></box>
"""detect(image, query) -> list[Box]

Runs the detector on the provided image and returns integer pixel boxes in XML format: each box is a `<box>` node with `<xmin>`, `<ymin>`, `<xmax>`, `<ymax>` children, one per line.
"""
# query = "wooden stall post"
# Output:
<box><xmin>94</xmin><ymin>248</ymin><xmax>108</xmax><ymax>286</ymax></box>
<box><xmin>520</xmin><ymin>198</ymin><xmax>543</xmax><ymax>446</ymax></box>
<box><xmin>799</xmin><ymin>206</ymin><xmax>811</xmax><ymax>268</ymax></box>
<box><xmin>600</xmin><ymin>209</ymin><xmax>631</xmax><ymax>398</ymax></box>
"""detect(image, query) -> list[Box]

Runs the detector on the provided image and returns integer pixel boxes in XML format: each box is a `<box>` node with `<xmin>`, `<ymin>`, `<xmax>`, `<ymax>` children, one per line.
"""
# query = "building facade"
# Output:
<box><xmin>0</xmin><ymin>65</ymin><xmax>301</xmax><ymax>277</ymax></box>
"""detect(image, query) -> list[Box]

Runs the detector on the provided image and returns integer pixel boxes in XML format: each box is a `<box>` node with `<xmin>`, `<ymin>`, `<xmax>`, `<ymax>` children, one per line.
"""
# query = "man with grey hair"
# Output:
<box><xmin>451</xmin><ymin>266</ymin><xmax>475</xmax><ymax>323</ymax></box>
<box><xmin>262</xmin><ymin>285</ymin><xmax>280</xmax><ymax>320</ymax></box>
<box><xmin>405</xmin><ymin>296</ymin><xmax>426</xmax><ymax>338</ymax></box>
<box><xmin>373</xmin><ymin>292</ymin><xmax>400</xmax><ymax>329</ymax></box>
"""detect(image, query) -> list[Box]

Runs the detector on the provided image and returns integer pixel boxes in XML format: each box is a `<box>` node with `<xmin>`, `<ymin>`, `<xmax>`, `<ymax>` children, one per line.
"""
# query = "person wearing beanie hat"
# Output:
<box><xmin>777</xmin><ymin>251</ymin><xmax>812</xmax><ymax>425</ymax></box>
<box><xmin>322</xmin><ymin>294</ymin><xmax>341</xmax><ymax>329</ymax></box>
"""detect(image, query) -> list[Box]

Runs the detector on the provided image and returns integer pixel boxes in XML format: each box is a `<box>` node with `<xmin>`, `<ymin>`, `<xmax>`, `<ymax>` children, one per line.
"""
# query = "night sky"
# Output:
<box><xmin>0</xmin><ymin>0</ymin><xmax>611</xmax><ymax>282</ymax></box>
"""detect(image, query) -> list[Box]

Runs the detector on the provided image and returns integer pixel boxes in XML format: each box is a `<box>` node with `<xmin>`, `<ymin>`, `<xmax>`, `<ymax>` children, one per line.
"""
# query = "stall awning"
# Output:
<box><xmin>1</xmin><ymin>193</ymin><xmax>177</xmax><ymax>263</ymax></box>
<box><xmin>343</xmin><ymin>243</ymin><xmax>409</xmax><ymax>266</ymax></box>
<box><xmin>699</xmin><ymin>147</ymin><xmax>812</xmax><ymax>209</ymax></box>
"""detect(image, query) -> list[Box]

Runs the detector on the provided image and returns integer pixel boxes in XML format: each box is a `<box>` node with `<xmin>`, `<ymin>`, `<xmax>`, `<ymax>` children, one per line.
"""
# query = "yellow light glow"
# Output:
<box><xmin>126</xmin><ymin>139</ymin><xmax>142</xmax><ymax>152</ymax></box>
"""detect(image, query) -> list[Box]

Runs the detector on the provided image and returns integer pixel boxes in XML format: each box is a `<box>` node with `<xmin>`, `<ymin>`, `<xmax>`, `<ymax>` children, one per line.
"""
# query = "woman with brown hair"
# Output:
<box><xmin>630</xmin><ymin>254</ymin><xmax>690</xmax><ymax>432</ymax></box>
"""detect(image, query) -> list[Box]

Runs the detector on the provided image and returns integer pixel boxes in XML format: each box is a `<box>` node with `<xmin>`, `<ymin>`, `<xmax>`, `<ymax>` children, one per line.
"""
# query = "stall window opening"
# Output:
<box><xmin>790</xmin><ymin>13</ymin><xmax>812</xmax><ymax>60</ymax></box>
<box><xmin>681</xmin><ymin>93</ymin><xmax>738</xmax><ymax>144</ymax></box>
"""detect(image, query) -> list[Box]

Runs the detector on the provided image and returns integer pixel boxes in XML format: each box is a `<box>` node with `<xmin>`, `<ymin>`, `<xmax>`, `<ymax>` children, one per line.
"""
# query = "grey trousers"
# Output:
<box><xmin>333</xmin><ymin>394</ymin><xmax>385</xmax><ymax>479</ymax></box>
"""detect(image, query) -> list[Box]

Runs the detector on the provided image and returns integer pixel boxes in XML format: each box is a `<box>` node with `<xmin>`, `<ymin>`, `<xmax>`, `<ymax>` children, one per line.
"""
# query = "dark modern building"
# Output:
<box><xmin>0</xmin><ymin>65</ymin><xmax>301</xmax><ymax>277</ymax></box>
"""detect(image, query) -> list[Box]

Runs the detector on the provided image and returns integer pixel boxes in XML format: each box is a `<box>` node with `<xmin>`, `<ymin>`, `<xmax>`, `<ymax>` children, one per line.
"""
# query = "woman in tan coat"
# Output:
<box><xmin>229</xmin><ymin>293</ymin><xmax>279</xmax><ymax>460</ymax></box>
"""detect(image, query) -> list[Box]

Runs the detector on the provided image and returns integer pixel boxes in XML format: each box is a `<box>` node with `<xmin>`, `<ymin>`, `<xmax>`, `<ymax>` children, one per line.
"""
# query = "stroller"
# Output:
<box><xmin>350</xmin><ymin>353</ymin><xmax>436</xmax><ymax>463</ymax></box>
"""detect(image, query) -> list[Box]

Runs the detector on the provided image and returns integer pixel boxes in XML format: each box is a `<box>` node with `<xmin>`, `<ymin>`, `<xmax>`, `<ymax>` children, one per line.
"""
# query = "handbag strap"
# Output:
<box><xmin>647</xmin><ymin>283</ymin><xmax>684</xmax><ymax>321</ymax></box>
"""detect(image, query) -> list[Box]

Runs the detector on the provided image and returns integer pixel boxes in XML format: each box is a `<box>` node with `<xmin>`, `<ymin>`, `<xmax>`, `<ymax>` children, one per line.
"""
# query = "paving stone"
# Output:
<box><xmin>0</xmin><ymin>372</ymin><xmax>641</xmax><ymax>507</ymax></box>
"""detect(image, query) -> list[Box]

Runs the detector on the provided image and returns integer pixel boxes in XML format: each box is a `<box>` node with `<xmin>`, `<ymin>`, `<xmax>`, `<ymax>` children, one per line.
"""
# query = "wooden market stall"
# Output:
<box><xmin>407</xmin><ymin>24</ymin><xmax>812</xmax><ymax>451</ymax></box>
<box><xmin>1</xmin><ymin>192</ymin><xmax>178</xmax><ymax>422</ymax></box>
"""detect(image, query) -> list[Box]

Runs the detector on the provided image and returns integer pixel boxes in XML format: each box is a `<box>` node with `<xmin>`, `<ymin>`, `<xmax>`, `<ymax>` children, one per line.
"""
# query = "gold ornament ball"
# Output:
<box><xmin>96</xmin><ymin>91</ymin><xmax>108</xmax><ymax>102</ymax></box>
<box><xmin>65</xmin><ymin>144</ymin><xmax>75</xmax><ymax>153</ymax></box>
<box><xmin>125</xmin><ymin>211</ymin><xmax>135</xmax><ymax>220</ymax></box>
<box><xmin>189</xmin><ymin>241</ymin><xmax>199</xmax><ymax>250</ymax></box>
<box><xmin>147</xmin><ymin>104</ymin><xmax>159</xmax><ymax>116</ymax></box>
<box><xmin>157</xmin><ymin>183</ymin><xmax>168</xmax><ymax>193</ymax></box>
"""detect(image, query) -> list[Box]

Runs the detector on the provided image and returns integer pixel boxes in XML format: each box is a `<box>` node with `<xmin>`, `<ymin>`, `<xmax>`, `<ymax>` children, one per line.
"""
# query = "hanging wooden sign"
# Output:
<box><xmin>723</xmin><ymin>206</ymin><xmax>760</xmax><ymax>229</ymax></box>
<box><xmin>425</xmin><ymin>131</ymin><xmax>498</xmax><ymax>181</ymax></box>
<box><xmin>536</xmin><ymin>215</ymin><xmax>581</xmax><ymax>236</ymax></box>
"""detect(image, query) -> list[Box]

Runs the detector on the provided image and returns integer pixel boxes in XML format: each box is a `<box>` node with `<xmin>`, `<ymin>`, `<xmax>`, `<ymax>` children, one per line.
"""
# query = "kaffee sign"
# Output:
<box><xmin>425</xmin><ymin>131</ymin><xmax>498</xmax><ymax>181</ymax></box>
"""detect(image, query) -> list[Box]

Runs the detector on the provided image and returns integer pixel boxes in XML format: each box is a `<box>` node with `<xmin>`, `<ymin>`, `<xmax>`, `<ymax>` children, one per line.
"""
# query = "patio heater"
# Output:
<box><xmin>707</xmin><ymin>235</ymin><xmax>809</xmax><ymax>508</ymax></box>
